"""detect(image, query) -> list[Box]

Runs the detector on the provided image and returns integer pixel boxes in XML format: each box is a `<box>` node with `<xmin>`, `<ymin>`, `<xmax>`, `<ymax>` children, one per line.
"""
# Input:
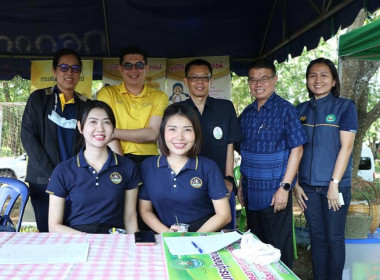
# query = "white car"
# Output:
<box><xmin>357</xmin><ymin>146</ymin><xmax>375</xmax><ymax>182</ymax></box>
<box><xmin>0</xmin><ymin>153</ymin><xmax>27</xmax><ymax>181</ymax></box>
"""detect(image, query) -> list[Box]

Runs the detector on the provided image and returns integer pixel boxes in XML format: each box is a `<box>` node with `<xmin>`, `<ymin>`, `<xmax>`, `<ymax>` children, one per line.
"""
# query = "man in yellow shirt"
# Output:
<box><xmin>97</xmin><ymin>46</ymin><xmax>168</xmax><ymax>163</ymax></box>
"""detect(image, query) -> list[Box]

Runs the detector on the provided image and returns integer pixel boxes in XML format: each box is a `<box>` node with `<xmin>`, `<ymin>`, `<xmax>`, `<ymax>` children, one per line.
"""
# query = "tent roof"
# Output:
<box><xmin>0</xmin><ymin>0</ymin><xmax>379</xmax><ymax>79</ymax></box>
<box><xmin>338</xmin><ymin>19</ymin><xmax>380</xmax><ymax>60</ymax></box>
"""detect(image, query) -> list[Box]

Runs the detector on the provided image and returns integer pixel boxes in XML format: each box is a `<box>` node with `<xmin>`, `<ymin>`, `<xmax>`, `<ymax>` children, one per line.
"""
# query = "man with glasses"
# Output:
<box><xmin>237</xmin><ymin>59</ymin><xmax>307</xmax><ymax>268</ymax></box>
<box><xmin>180</xmin><ymin>59</ymin><xmax>241</xmax><ymax>229</ymax></box>
<box><xmin>97</xmin><ymin>46</ymin><xmax>168</xmax><ymax>163</ymax></box>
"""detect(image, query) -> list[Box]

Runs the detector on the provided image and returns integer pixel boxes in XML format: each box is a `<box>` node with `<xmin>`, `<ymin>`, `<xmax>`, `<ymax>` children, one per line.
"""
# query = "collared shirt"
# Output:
<box><xmin>46</xmin><ymin>147</ymin><xmax>142</xmax><ymax>228</ymax></box>
<box><xmin>97</xmin><ymin>83</ymin><xmax>169</xmax><ymax>155</ymax></box>
<box><xmin>138</xmin><ymin>155</ymin><xmax>228</xmax><ymax>227</ymax></box>
<box><xmin>182</xmin><ymin>96</ymin><xmax>241</xmax><ymax>174</ymax></box>
<box><xmin>240</xmin><ymin>93</ymin><xmax>307</xmax><ymax>210</ymax></box>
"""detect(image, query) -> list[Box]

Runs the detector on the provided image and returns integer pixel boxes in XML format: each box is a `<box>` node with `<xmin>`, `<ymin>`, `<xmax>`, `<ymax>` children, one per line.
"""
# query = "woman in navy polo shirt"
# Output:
<box><xmin>295</xmin><ymin>58</ymin><xmax>357</xmax><ymax>280</ymax></box>
<box><xmin>47</xmin><ymin>101</ymin><xmax>141</xmax><ymax>234</ymax></box>
<box><xmin>139</xmin><ymin>103</ymin><xmax>231</xmax><ymax>233</ymax></box>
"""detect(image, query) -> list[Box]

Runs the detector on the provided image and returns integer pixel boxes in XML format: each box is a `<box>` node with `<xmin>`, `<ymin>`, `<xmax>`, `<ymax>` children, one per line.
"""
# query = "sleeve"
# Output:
<box><xmin>96</xmin><ymin>86</ymin><xmax>112</xmax><ymax>106</ymax></box>
<box><xmin>46</xmin><ymin>164</ymin><xmax>68</xmax><ymax>197</ymax></box>
<box><xmin>340</xmin><ymin>100</ymin><xmax>358</xmax><ymax>133</ymax></box>
<box><xmin>123</xmin><ymin>158</ymin><xmax>142</xmax><ymax>190</ymax></box>
<box><xmin>226</xmin><ymin>101</ymin><xmax>242</xmax><ymax>144</ymax></box>
<box><xmin>20</xmin><ymin>91</ymin><xmax>55</xmax><ymax>178</ymax></box>
<box><xmin>137</xmin><ymin>160</ymin><xmax>151</xmax><ymax>200</ymax></box>
<box><xmin>205</xmin><ymin>159</ymin><xmax>229</xmax><ymax>200</ymax></box>
<box><xmin>151</xmin><ymin>92</ymin><xmax>169</xmax><ymax>117</ymax></box>
<box><xmin>284</xmin><ymin>103</ymin><xmax>308</xmax><ymax>150</ymax></box>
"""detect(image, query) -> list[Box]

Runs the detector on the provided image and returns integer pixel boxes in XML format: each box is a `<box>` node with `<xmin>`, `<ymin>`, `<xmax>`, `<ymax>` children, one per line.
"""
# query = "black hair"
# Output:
<box><xmin>247</xmin><ymin>59</ymin><xmax>276</xmax><ymax>76</ymax></box>
<box><xmin>119</xmin><ymin>45</ymin><xmax>148</xmax><ymax>65</ymax></box>
<box><xmin>52</xmin><ymin>48</ymin><xmax>82</xmax><ymax>69</ymax></box>
<box><xmin>185</xmin><ymin>59</ymin><xmax>213</xmax><ymax>77</ymax></box>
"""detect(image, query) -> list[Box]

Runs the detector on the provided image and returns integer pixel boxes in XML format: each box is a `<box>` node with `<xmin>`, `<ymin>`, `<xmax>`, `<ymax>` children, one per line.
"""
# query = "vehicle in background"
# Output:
<box><xmin>0</xmin><ymin>153</ymin><xmax>27</xmax><ymax>180</ymax></box>
<box><xmin>358</xmin><ymin>146</ymin><xmax>375</xmax><ymax>182</ymax></box>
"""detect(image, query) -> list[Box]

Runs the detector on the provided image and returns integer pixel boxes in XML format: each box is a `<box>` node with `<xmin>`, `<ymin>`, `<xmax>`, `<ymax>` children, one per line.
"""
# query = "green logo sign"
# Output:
<box><xmin>171</xmin><ymin>258</ymin><xmax>204</xmax><ymax>269</ymax></box>
<box><xmin>326</xmin><ymin>114</ymin><xmax>336</xmax><ymax>123</ymax></box>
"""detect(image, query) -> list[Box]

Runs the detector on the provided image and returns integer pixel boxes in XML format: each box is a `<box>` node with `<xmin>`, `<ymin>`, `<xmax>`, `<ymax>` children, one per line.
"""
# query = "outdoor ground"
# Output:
<box><xmin>292</xmin><ymin>196</ymin><xmax>313</xmax><ymax>280</ymax></box>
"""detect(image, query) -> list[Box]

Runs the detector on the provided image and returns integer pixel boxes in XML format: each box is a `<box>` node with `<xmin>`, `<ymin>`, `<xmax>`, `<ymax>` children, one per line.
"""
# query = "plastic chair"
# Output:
<box><xmin>0</xmin><ymin>177</ymin><xmax>29</xmax><ymax>231</ymax></box>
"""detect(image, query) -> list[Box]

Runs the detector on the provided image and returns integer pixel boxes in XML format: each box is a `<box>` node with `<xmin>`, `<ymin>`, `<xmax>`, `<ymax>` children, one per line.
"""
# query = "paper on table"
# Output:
<box><xmin>164</xmin><ymin>232</ymin><xmax>242</xmax><ymax>255</ymax></box>
<box><xmin>0</xmin><ymin>243</ymin><xmax>89</xmax><ymax>264</ymax></box>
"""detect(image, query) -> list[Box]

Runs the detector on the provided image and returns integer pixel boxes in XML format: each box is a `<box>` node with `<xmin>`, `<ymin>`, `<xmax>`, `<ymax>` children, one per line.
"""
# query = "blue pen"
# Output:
<box><xmin>191</xmin><ymin>241</ymin><xmax>203</xmax><ymax>253</ymax></box>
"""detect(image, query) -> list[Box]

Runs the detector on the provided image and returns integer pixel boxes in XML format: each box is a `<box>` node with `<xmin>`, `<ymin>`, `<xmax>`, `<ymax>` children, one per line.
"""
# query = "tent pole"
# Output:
<box><xmin>102</xmin><ymin>0</ymin><xmax>111</xmax><ymax>57</ymax></box>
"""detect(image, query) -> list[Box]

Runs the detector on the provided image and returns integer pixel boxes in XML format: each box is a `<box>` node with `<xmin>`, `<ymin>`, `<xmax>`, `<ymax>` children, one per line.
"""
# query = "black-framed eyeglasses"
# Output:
<box><xmin>187</xmin><ymin>76</ymin><xmax>212</xmax><ymax>82</ymax></box>
<box><xmin>57</xmin><ymin>64</ymin><xmax>81</xmax><ymax>73</ymax></box>
<box><xmin>248</xmin><ymin>75</ymin><xmax>275</xmax><ymax>85</ymax></box>
<box><xmin>122</xmin><ymin>61</ymin><xmax>145</xmax><ymax>70</ymax></box>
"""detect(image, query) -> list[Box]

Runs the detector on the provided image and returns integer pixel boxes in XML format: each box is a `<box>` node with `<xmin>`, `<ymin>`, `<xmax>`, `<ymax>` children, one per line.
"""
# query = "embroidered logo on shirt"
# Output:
<box><xmin>190</xmin><ymin>177</ymin><xmax>203</xmax><ymax>188</ymax></box>
<box><xmin>300</xmin><ymin>116</ymin><xmax>306</xmax><ymax>124</ymax></box>
<box><xmin>110</xmin><ymin>172</ymin><xmax>122</xmax><ymax>184</ymax></box>
<box><xmin>326</xmin><ymin>114</ymin><xmax>336</xmax><ymax>123</ymax></box>
<box><xmin>213</xmin><ymin>126</ymin><xmax>223</xmax><ymax>140</ymax></box>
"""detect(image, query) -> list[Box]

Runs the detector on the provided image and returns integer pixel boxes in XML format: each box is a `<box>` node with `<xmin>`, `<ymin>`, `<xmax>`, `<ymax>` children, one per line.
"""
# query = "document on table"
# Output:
<box><xmin>163</xmin><ymin>232</ymin><xmax>242</xmax><ymax>255</ymax></box>
<box><xmin>0</xmin><ymin>243</ymin><xmax>89</xmax><ymax>264</ymax></box>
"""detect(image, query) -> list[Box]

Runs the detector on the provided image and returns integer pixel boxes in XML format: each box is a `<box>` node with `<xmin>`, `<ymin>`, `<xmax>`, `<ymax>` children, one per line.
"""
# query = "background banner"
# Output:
<box><xmin>166</xmin><ymin>56</ymin><xmax>231</xmax><ymax>104</ymax></box>
<box><xmin>30</xmin><ymin>60</ymin><xmax>93</xmax><ymax>98</ymax></box>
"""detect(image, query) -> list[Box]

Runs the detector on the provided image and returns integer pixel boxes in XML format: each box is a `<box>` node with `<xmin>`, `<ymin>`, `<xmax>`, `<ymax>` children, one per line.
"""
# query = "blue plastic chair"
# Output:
<box><xmin>0</xmin><ymin>177</ymin><xmax>29</xmax><ymax>231</ymax></box>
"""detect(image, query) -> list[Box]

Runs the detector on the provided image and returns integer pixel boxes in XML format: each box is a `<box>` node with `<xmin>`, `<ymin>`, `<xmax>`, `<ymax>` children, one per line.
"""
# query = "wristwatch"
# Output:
<box><xmin>331</xmin><ymin>178</ymin><xmax>340</xmax><ymax>184</ymax></box>
<box><xmin>280</xmin><ymin>182</ymin><xmax>291</xmax><ymax>191</ymax></box>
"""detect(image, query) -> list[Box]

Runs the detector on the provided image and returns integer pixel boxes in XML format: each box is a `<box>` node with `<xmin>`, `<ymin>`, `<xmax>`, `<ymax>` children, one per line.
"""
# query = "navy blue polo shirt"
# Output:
<box><xmin>182</xmin><ymin>97</ymin><xmax>241</xmax><ymax>174</ymax></box>
<box><xmin>240</xmin><ymin>93</ymin><xmax>308</xmax><ymax>210</ymax></box>
<box><xmin>138</xmin><ymin>155</ymin><xmax>228</xmax><ymax>227</ymax></box>
<box><xmin>47</xmin><ymin>147</ymin><xmax>141</xmax><ymax>228</ymax></box>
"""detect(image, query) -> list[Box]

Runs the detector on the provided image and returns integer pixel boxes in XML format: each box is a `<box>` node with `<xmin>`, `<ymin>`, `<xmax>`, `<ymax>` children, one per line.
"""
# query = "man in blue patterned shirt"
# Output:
<box><xmin>237</xmin><ymin>59</ymin><xmax>307</xmax><ymax>268</ymax></box>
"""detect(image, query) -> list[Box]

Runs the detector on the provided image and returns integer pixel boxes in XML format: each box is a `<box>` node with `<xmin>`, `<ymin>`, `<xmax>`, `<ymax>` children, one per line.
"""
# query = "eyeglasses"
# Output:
<box><xmin>57</xmin><ymin>64</ymin><xmax>81</xmax><ymax>73</ymax></box>
<box><xmin>122</xmin><ymin>62</ymin><xmax>145</xmax><ymax>70</ymax></box>
<box><xmin>248</xmin><ymin>75</ymin><xmax>275</xmax><ymax>85</ymax></box>
<box><xmin>187</xmin><ymin>76</ymin><xmax>212</xmax><ymax>82</ymax></box>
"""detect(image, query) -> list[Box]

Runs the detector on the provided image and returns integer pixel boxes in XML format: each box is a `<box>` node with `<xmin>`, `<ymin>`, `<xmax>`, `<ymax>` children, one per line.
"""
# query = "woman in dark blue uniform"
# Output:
<box><xmin>139</xmin><ymin>103</ymin><xmax>231</xmax><ymax>233</ymax></box>
<box><xmin>295</xmin><ymin>58</ymin><xmax>358</xmax><ymax>280</ymax></box>
<box><xmin>47</xmin><ymin>101</ymin><xmax>141</xmax><ymax>234</ymax></box>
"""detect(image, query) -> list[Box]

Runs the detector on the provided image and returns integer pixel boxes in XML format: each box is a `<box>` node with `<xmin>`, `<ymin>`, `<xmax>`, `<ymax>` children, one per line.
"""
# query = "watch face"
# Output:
<box><xmin>281</xmin><ymin>182</ymin><xmax>291</xmax><ymax>191</ymax></box>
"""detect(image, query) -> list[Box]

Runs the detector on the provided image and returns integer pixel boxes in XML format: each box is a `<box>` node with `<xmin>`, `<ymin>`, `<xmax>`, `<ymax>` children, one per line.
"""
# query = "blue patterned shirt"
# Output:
<box><xmin>240</xmin><ymin>93</ymin><xmax>307</xmax><ymax>210</ymax></box>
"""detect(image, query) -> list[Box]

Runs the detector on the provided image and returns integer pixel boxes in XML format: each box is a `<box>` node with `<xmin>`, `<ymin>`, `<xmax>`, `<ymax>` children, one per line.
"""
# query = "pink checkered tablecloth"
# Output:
<box><xmin>0</xmin><ymin>232</ymin><xmax>167</xmax><ymax>280</ymax></box>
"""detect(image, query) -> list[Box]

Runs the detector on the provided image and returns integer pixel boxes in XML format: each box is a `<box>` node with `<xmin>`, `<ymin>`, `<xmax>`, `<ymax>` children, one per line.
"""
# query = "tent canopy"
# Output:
<box><xmin>339</xmin><ymin>19</ymin><xmax>380</xmax><ymax>60</ymax></box>
<box><xmin>0</xmin><ymin>0</ymin><xmax>379</xmax><ymax>79</ymax></box>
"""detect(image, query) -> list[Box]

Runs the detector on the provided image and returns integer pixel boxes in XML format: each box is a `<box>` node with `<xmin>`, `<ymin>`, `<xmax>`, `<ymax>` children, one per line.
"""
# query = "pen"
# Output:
<box><xmin>191</xmin><ymin>241</ymin><xmax>203</xmax><ymax>253</ymax></box>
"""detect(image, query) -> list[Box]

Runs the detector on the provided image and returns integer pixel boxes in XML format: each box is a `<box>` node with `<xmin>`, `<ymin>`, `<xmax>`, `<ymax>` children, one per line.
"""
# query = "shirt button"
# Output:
<box><xmin>96</xmin><ymin>177</ymin><xmax>98</xmax><ymax>179</ymax></box>
<box><xmin>173</xmin><ymin>185</ymin><xmax>176</xmax><ymax>188</ymax></box>
<box><xmin>96</xmin><ymin>182</ymin><xmax>99</xmax><ymax>186</ymax></box>
<box><xmin>93</xmin><ymin>171</ymin><xmax>96</xmax><ymax>174</ymax></box>
<box><xmin>174</xmin><ymin>178</ymin><xmax>176</xmax><ymax>181</ymax></box>
<box><xmin>171</xmin><ymin>171</ymin><xmax>174</xmax><ymax>174</ymax></box>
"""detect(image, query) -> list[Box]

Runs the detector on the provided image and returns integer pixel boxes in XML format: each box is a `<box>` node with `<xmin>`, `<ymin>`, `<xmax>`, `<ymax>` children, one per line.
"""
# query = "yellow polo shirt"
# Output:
<box><xmin>97</xmin><ymin>83</ymin><xmax>168</xmax><ymax>155</ymax></box>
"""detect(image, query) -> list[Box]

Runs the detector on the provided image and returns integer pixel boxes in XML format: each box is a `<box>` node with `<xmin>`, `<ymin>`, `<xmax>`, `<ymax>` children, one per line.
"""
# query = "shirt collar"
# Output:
<box><xmin>186</xmin><ymin>95</ymin><xmax>213</xmax><ymax>112</ymax></box>
<box><xmin>119</xmin><ymin>82</ymin><xmax>148</xmax><ymax>97</ymax></box>
<box><xmin>157</xmin><ymin>155</ymin><xmax>199</xmax><ymax>171</ymax></box>
<box><xmin>77</xmin><ymin>147</ymin><xmax>118</xmax><ymax>169</ymax></box>
<box><xmin>311</xmin><ymin>92</ymin><xmax>335</xmax><ymax>105</ymax></box>
<box><xmin>250</xmin><ymin>92</ymin><xmax>276</xmax><ymax>111</ymax></box>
